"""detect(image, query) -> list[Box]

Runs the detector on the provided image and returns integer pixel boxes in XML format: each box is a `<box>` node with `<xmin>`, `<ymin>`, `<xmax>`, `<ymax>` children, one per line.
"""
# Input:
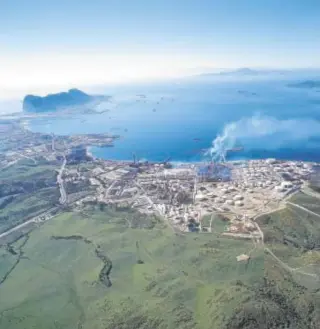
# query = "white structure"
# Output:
<box><xmin>281</xmin><ymin>181</ymin><xmax>293</xmax><ymax>189</ymax></box>
<box><xmin>195</xmin><ymin>193</ymin><xmax>206</xmax><ymax>201</ymax></box>
<box><xmin>275</xmin><ymin>186</ymin><xmax>284</xmax><ymax>192</ymax></box>
<box><xmin>266</xmin><ymin>158</ymin><xmax>277</xmax><ymax>165</ymax></box>
<box><xmin>234</xmin><ymin>194</ymin><xmax>244</xmax><ymax>201</ymax></box>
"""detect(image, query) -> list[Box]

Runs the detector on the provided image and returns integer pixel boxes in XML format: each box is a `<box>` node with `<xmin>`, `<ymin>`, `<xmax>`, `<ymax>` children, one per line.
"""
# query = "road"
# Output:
<box><xmin>301</xmin><ymin>186</ymin><xmax>320</xmax><ymax>200</ymax></box>
<box><xmin>0</xmin><ymin>207</ymin><xmax>60</xmax><ymax>241</ymax></box>
<box><xmin>135</xmin><ymin>182</ymin><xmax>160</xmax><ymax>213</ymax></box>
<box><xmin>134</xmin><ymin>181</ymin><xmax>182</xmax><ymax>234</ymax></box>
<box><xmin>104</xmin><ymin>179</ymin><xmax>118</xmax><ymax>198</ymax></box>
<box><xmin>286</xmin><ymin>201</ymin><xmax>320</xmax><ymax>219</ymax></box>
<box><xmin>193</xmin><ymin>172</ymin><xmax>198</xmax><ymax>203</ymax></box>
<box><xmin>265</xmin><ymin>247</ymin><xmax>318</xmax><ymax>278</ymax></box>
<box><xmin>0</xmin><ymin>219</ymin><xmax>36</xmax><ymax>240</ymax></box>
<box><xmin>57</xmin><ymin>156</ymin><xmax>67</xmax><ymax>204</ymax></box>
<box><xmin>16</xmin><ymin>152</ymin><xmax>37</xmax><ymax>165</ymax></box>
<box><xmin>0</xmin><ymin>160</ymin><xmax>17</xmax><ymax>172</ymax></box>
<box><xmin>253</xmin><ymin>203</ymin><xmax>319</xmax><ymax>279</ymax></box>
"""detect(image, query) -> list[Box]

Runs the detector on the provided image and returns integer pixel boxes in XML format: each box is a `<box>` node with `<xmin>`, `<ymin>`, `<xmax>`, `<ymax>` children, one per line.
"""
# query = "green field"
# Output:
<box><xmin>0</xmin><ymin>202</ymin><xmax>319</xmax><ymax>328</ymax></box>
<box><xmin>0</xmin><ymin>206</ymin><xmax>263</xmax><ymax>329</ymax></box>
<box><xmin>0</xmin><ymin>160</ymin><xmax>60</xmax><ymax>233</ymax></box>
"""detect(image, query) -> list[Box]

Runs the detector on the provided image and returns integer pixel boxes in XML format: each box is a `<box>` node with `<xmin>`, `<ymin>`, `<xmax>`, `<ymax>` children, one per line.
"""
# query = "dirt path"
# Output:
<box><xmin>264</xmin><ymin>247</ymin><xmax>318</xmax><ymax>278</ymax></box>
<box><xmin>286</xmin><ymin>201</ymin><xmax>320</xmax><ymax>219</ymax></box>
<box><xmin>254</xmin><ymin>206</ymin><xmax>319</xmax><ymax>280</ymax></box>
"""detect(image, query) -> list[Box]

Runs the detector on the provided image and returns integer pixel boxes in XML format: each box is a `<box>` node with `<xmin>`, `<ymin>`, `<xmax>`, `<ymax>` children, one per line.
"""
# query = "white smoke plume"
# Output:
<box><xmin>208</xmin><ymin>114</ymin><xmax>320</xmax><ymax>161</ymax></box>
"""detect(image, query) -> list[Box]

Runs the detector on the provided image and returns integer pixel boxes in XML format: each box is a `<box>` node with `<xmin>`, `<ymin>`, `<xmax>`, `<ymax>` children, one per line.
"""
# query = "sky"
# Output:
<box><xmin>1</xmin><ymin>0</ymin><xmax>320</xmax><ymax>98</ymax></box>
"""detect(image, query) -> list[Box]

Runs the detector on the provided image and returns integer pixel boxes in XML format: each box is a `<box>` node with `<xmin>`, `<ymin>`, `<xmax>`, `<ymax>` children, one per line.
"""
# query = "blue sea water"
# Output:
<box><xmin>28</xmin><ymin>78</ymin><xmax>320</xmax><ymax>162</ymax></box>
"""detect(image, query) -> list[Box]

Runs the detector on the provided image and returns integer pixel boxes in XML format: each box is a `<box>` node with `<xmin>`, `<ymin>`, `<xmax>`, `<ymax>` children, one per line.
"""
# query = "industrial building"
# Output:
<box><xmin>197</xmin><ymin>163</ymin><xmax>231</xmax><ymax>182</ymax></box>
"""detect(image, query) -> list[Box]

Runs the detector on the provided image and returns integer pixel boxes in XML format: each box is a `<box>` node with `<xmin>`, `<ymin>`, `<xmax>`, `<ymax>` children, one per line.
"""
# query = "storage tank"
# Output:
<box><xmin>233</xmin><ymin>194</ymin><xmax>244</xmax><ymax>201</ymax></box>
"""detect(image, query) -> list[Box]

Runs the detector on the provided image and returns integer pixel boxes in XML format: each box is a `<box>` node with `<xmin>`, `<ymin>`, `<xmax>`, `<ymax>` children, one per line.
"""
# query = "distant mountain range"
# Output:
<box><xmin>199</xmin><ymin>68</ymin><xmax>289</xmax><ymax>77</ymax></box>
<box><xmin>196</xmin><ymin>68</ymin><xmax>320</xmax><ymax>79</ymax></box>
<box><xmin>287</xmin><ymin>80</ymin><xmax>320</xmax><ymax>89</ymax></box>
<box><xmin>23</xmin><ymin>89</ymin><xmax>106</xmax><ymax>113</ymax></box>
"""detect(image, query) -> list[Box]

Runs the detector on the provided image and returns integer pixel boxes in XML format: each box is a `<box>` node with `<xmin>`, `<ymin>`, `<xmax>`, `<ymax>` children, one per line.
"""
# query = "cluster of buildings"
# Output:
<box><xmin>0</xmin><ymin>121</ymin><xmax>120</xmax><ymax>169</ymax></box>
<box><xmin>71</xmin><ymin>157</ymin><xmax>316</xmax><ymax>236</ymax></box>
<box><xmin>1</xmin><ymin>121</ymin><xmax>318</xmax><ymax>240</ymax></box>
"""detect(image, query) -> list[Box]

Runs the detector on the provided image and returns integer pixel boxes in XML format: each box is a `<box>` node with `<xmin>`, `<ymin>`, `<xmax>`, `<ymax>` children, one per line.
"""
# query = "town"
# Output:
<box><xmin>0</xmin><ymin>120</ymin><xmax>318</xmax><ymax>242</ymax></box>
<box><xmin>72</xmin><ymin>157</ymin><xmax>316</xmax><ymax>237</ymax></box>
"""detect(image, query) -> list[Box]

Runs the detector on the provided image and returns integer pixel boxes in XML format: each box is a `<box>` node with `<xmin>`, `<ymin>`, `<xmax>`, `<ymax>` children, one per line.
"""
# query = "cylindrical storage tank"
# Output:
<box><xmin>234</xmin><ymin>194</ymin><xmax>244</xmax><ymax>201</ymax></box>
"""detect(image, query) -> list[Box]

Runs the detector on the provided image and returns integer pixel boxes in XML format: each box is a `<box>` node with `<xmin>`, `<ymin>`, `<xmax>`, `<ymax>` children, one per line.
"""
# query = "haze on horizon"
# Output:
<box><xmin>1</xmin><ymin>0</ymin><xmax>320</xmax><ymax>99</ymax></box>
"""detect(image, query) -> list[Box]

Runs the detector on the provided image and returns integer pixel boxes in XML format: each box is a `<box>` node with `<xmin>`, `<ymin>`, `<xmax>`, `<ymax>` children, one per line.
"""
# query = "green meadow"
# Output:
<box><xmin>0</xmin><ymin>198</ymin><xmax>319</xmax><ymax>328</ymax></box>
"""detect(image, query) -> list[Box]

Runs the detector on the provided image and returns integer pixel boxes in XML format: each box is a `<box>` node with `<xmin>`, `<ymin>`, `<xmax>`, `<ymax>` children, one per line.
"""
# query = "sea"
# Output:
<box><xmin>28</xmin><ymin>76</ymin><xmax>320</xmax><ymax>163</ymax></box>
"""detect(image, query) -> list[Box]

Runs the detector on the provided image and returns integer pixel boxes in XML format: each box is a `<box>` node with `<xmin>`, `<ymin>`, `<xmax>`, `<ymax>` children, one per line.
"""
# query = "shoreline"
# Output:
<box><xmin>2</xmin><ymin>114</ymin><xmax>319</xmax><ymax>166</ymax></box>
<box><xmin>87</xmin><ymin>146</ymin><xmax>319</xmax><ymax>166</ymax></box>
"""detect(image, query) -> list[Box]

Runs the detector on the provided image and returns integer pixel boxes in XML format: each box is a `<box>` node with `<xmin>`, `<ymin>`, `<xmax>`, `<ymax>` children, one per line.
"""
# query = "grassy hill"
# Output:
<box><xmin>0</xmin><ymin>197</ymin><xmax>319</xmax><ymax>328</ymax></box>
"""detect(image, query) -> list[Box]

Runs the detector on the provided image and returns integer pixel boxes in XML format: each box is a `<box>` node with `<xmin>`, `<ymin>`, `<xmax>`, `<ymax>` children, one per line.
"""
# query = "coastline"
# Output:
<box><xmin>86</xmin><ymin>145</ymin><xmax>319</xmax><ymax>167</ymax></box>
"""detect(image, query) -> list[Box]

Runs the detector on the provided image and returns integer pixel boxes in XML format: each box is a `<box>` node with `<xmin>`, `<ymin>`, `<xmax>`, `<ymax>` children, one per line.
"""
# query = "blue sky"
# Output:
<box><xmin>1</xmin><ymin>0</ymin><xmax>320</xmax><ymax>97</ymax></box>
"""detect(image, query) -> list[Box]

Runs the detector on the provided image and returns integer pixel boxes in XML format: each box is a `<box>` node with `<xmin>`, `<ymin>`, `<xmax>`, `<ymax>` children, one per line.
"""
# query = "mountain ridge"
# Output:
<box><xmin>23</xmin><ymin>88</ymin><xmax>103</xmax><ymax>113</ymax></box>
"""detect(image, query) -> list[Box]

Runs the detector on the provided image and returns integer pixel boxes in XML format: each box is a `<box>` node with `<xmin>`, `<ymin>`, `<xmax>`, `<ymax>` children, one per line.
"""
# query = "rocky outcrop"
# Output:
<box><xmin>23</xmin><ymin>89</ymin><xmax>95</xmax><ymax>113</ymax></box>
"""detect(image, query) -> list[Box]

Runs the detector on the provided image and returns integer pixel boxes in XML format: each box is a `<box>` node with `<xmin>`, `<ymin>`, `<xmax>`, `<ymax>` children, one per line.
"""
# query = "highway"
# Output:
<box><xmin>0</xmin><ymin>207</ymin><xmax>60</xmax><ymax>241</ymax></box>
<box><xmin>57</xmin><ymin>156</ymin><xmax>67</xmax><ymax>204</ymax></box>
<box><xmin>0</xmin><ymin>218</ymin><xmax>36</xmax><ymax>240</ymax></box>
